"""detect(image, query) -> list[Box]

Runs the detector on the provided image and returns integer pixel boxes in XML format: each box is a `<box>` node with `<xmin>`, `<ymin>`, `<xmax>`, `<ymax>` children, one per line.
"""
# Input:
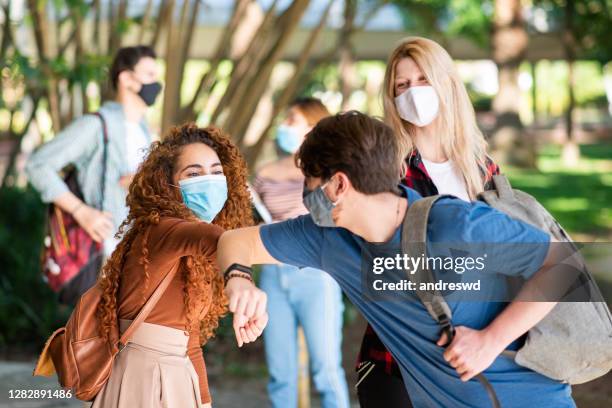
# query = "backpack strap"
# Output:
<box><xmin>401</xmin><ymin>195</ymin><xmax>502</xmax><ymax>408</ymax></box>
<box><xmin>401</xmin><ymin>195</ymin><xmax>454</xmax><ymax>342</ymax></box>
<box><xmin>492</xmin><ymin>174</ymin><xmax>513</xmax><ymax>201</ymax></box>
<box><xmin>92</xmin><ymin>112</ymin><xmax>109</xmax><ymax>211</ymax></box>
<box><xmin>117</xmin><ymin>266</ymin><xmax>178</xmax><ymax>350</ymax></box>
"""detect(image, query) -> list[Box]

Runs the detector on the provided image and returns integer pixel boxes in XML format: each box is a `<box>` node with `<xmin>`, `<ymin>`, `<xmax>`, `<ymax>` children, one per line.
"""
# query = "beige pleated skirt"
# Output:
<box><xmin>91</xmin><ymin>319</ymin><xmax>203</xmax><ymax>408</ymax></box>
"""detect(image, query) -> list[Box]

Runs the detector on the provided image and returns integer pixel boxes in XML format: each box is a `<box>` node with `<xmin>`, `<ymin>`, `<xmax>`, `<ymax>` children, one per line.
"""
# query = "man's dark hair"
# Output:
<box><xmin>109</xmin><ymin>45</ymin><xmax>156</xmax><ymax>90</ymax></box>
<box><xmin>296</xmin><ymin>111</ymin><xmax>400</xmax><ymax>194</ymax></box>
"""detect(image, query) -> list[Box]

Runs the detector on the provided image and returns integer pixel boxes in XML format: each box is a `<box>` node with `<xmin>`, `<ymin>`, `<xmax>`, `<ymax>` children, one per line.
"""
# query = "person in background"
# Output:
<box><xmin>252</xmin><ymin>97</ymin><xmax>350</xmax><ymax>408</ymax></box>
<box><xmin>355</xmin><ymin>36</ymin><xmax>500</xmax><ymax>408</ymax></box>
<box><xmin>26</xmin><ymin>45</ymin><xmax>162</xmax><ymax>262</ymax></box>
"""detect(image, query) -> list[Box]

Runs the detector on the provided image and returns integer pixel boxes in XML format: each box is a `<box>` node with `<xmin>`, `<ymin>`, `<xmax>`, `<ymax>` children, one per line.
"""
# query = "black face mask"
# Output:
<box><xmin>137</xmin><ymin>81</ymin><xmax>162</xmax><ymax>106</ymax></box>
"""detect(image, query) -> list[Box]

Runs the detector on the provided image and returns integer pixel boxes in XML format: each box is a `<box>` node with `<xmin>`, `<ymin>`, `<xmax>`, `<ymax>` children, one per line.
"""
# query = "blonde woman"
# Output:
<box><xmin>356</xmin><ymin>37</ymin><xmax>500</xmax><ymax>407</ymax></box>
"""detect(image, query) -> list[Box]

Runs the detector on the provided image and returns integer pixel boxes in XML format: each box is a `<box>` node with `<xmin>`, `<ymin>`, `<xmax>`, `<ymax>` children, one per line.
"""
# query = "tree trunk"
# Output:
<box><xmin>160</xmin><ymin>0</ymin><xmax>180</xmax><ymax>135</ymax></box>
<box><xmin>0</xmin><ymin>2</ymin><xmax>12</xmax><ymax>59</ymax></box>
<box><xmin>71</xmin><ymin>3</ymin><xmax>88</xmax><ymax>115</ymax></box>
<box><xmin>339</xmin><ymin>0</ymin><xmax>357</xmax><ymax>111</ymax></box>
<box><xmin>293</xmin><ymin>1</ymin><xmax>384</xmax><ymax>98</ymax></box>
<box><xmin>27</xmin><ymin>0</ymin><xmax>62</xmax><ymax>133</ymax></box>
<box><xmin>210</xmin><ymin>0</ymin><xmax>280</xmax><ymax>127</ymax></box>
<box><xmin>178</xmin><ymin>0</ymin><xmax>252</xmax><ymax>124</ymax></box>
<box><xmin>176</xmin><ymin>0</ymin><xmax>201</xmax><ymax>100</ymax></box>
<box><xmin>151</xmin><ymin>0</ymin><xmax>173</xmax><ymax>51</ymax></box>
<box><xmin>224</xmin><ymin>0</ymin><xmax>311</xmax><ymax>143</ymax></box>
<box><xmin>531</xmin><ymin>61</ymin><xmax>537</xmax><ymax>125</ymax></box>
<box><xmin>245</xmin><ymin>0</ymin><xmax>333</xmax><ymax>167</ymax></box>
<box><xmin>138</xmin><ymin>0</ymin><xmax>155</xmax><ymax>43</ymax></box>
<box><xmin>158</xmin><ymin>0</ymin><xmax>201</xmax><ymax>134</ymax></box>
<box><xmin>108</xmin><ymin>0</ymin><xmax>129</xmax><ymax>55</ymax></box>
<box><xmin>491</xmin><ymin>0</ymin><xmax>534</xmax><ymax>167</ymax></box>
<box><xmin>561</xmin><ymin>0</ymin><xmax>579</xmax><ymax>166</ymax></box>
<box><xmin>93</xmin><ymin>0</ymin><xmax>103</xmax><ymax>53</ymax></box>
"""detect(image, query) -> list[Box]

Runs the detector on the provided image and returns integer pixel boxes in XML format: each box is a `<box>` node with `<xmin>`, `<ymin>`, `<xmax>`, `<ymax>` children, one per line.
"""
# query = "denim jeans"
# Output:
<box><xmin>260</xmin><ymin>264</ymin><xmax>349</xmax><ymax>408</ymax></box>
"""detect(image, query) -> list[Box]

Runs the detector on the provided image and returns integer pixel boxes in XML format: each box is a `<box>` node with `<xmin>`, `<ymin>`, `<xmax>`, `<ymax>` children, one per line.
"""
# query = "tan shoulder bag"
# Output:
<box><xmin>33</xmin><ymin>267</ymin><xmax>177</xmax><ymax>401</ymax></box>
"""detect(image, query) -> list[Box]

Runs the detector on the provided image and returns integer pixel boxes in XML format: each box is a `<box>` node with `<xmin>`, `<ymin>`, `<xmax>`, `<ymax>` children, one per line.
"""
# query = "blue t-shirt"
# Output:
<box><xmin>260</xmin><ymin>186</ymin><xmax>574</xmax><ymax>408</ymax></box>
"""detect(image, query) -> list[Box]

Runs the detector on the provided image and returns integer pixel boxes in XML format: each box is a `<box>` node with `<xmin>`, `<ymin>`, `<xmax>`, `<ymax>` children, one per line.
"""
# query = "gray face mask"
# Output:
<box><xmin>302</xmin><ymin>180</ymin><xmax>337</xmax><ymax>228</ymax></box>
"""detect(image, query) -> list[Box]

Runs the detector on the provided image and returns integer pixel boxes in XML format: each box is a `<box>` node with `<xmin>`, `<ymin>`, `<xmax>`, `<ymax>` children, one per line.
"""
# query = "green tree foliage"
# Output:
<box><xmin>0</xmin><ymin>186</ymin><xmax>70</xmax><ymax>349</ymax></box>
<box><xmin>533</xmin><ymin>0</ymin><xmax>612</xmax><ymax>62</ymax></box>
<box><xmin>391</xmin><ymin>0</ymin><xmax>493</xmax><ymax>45</ymax></box>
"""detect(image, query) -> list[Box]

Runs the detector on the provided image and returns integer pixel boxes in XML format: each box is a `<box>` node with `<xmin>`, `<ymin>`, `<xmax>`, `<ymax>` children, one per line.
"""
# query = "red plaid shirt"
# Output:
<box><xmin>356</xmin><ymin>150</ymin><xmax>500</xmax><ymax>377</ymax></box>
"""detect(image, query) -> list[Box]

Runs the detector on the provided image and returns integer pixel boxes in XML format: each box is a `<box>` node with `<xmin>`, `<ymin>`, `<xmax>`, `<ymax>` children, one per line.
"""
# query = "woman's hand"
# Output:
<box><xmin>438</xmin><ymin>326</ymin><xmax>506</xmax><ymax>382</ymax></box>
<box><xmin>224</xmin><ymin>277</ymin><xmax>267</xmax><ymax>347</ymax></box>
<box><xmin>238</xmin><ymin>313</ymin><xmax>268</xmax><ymax>346</ymax></box>
<box><xmin>73</xmin><ymin>205</ymin><xmax>114</xmax><ymax>243</ymax></box>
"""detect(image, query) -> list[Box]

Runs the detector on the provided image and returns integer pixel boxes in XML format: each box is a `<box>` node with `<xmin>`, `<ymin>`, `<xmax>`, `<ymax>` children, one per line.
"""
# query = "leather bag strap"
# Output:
<box><xmin>118</xmin><ymin>265</ymin><xmax>178</xmax><ymax>347</ymax></box>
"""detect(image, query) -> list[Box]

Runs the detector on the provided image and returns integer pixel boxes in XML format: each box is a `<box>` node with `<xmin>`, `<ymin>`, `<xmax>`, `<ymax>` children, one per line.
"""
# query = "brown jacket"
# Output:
<box><xmin>117</xmin><ymin>217</ymin><xmax>224</xmax><ymax>404</ymax></box>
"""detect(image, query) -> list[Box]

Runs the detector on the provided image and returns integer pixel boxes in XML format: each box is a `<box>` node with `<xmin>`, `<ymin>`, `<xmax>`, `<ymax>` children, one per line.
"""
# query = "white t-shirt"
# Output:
<box><xmin>421</xmin><ymin>158</ymin><xmax>470</xmax><ymax>201</ymax></box>
<box><xmin>104</xmin><ymin>121</ymin><xmax>149</xmax><ymax>257</ymax></box>
<box><xmin>125</xmin><ymin>121</ymin><xmax>149</xmax><ymax>173</ymax></box>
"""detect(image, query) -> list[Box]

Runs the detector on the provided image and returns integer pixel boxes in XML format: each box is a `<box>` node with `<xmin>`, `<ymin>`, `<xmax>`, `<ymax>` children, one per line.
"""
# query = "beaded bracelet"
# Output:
<box><xmin>224</xmin><ymin>270</ymin><xmax>253</xmax><ymax>285</ymax></box>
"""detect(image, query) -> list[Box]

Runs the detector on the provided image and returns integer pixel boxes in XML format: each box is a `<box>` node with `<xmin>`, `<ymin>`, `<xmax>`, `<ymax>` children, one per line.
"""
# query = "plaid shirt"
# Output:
<box><xmin>356</xmin><ymin>150</ymin><xmax>500</xmax><ymax>378</ymax></box>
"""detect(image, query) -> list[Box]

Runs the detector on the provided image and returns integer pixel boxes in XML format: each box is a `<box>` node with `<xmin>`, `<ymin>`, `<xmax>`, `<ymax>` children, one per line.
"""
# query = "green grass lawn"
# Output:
<box><xmin>505</xmin><ymin>143</ymin><xmax>612</xmax><ymax>240</ymax></box>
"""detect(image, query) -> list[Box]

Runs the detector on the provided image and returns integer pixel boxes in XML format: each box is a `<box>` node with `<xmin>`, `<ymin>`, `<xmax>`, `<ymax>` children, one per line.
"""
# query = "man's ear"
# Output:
<box><xmin>117</xmin><ymin>70</ymin><xmax>137</xmax><ymax>92</ymax></box>
<box><xmin>334</xmin><ymin>172</ymin><xmax>352</xmax><ymax>198</ymax></box>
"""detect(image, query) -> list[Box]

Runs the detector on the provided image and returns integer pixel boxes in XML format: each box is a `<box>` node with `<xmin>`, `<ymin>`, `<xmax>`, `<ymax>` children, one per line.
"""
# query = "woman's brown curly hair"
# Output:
<box><xmin>97</xmin><ymin>123</ymin><xmax>253</xmax><ymax>344</ymax></box>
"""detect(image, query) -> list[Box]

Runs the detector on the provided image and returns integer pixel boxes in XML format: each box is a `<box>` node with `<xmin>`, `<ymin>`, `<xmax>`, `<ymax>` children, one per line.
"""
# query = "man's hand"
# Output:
<box><xmin>224</xmin><ymin>277</ymin><xmax>267</xmax><ymax>347</ymax></box>
<box><xmin>73</xmin><ymin>205</ymin><xmax>114</xmax><ymax>243</ymax></box>
<box><xmin>438</xmin><ymin>326</ymin><xmax>505</xmax><ymax>382</ymax></box>
<box><xmin>119</xmin><ymin>174</ymin><xmax>134</xmax><ymax>190</ymax></box>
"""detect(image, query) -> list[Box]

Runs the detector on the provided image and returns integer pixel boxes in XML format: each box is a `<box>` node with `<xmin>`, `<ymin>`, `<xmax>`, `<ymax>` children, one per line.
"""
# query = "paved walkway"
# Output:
<box><xmin>0</xmin><ymin>361</ymin><xmax>361</xmax><ymax>408</ymax></box>
<box><xmin>0</xmin><ymin>361</ymin><xmax>79</xmax><ymax>408</ymax></box>
<box><xmin>3</xmin><ymin>360</ymin><xmax>609</xmax><ymax>407</ymax></box>
<box><xmin>0</xmin><ymin>361</ymin><xmax>272</xmax><ymax>408</ymax></box>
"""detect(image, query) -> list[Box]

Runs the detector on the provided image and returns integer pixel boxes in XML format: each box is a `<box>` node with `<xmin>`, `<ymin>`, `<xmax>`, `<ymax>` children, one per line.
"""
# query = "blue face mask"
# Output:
<box><xmin>276</xmin><ymin>125</ymin><xmax>302</xmax><ymax>154</ymax></box>
<box><xmin>302</xmin><ymin>180</ymin><xmax>337</xmax><ymax>228</ymax></box>
<box><xmin>178</xmin><ymin>175</ymin><xmax>228</xmax><ymax>223</ymax></box>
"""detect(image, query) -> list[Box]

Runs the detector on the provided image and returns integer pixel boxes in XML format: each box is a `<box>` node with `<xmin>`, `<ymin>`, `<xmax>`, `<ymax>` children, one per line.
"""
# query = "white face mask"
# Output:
<box><xmin>394</xmin><ymin>85</ymin><xmax>440</xmax><ymax>127</ymax></box>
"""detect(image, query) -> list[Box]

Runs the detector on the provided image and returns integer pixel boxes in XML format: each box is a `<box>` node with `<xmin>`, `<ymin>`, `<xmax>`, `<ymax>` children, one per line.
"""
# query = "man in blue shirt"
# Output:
<box><xmin>219</xmin><ymin>112</ymin><xmax>575</xmax><ymax>407</ymax></box>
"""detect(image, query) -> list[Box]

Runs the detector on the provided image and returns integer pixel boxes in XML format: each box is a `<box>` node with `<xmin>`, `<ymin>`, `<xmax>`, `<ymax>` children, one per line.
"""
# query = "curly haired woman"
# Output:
<box><xmin>92</xmin><ymin>123</ymin><xmax>267</xmax><ymax>408</ymax></box>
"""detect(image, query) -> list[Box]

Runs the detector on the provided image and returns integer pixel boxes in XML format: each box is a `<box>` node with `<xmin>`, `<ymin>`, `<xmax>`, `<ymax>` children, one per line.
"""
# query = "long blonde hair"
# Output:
<box><xmin>382</xmin><ymin>36</ymin><xmax>489</xmax><ymax>199</ymax></box>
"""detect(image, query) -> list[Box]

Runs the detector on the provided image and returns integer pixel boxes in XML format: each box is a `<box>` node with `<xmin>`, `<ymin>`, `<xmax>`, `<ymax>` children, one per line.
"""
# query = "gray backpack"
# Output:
<box><xmin>402</xmin><ymin>175</ymin><xmax>612</xmax><ymax>403</ymax></box>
